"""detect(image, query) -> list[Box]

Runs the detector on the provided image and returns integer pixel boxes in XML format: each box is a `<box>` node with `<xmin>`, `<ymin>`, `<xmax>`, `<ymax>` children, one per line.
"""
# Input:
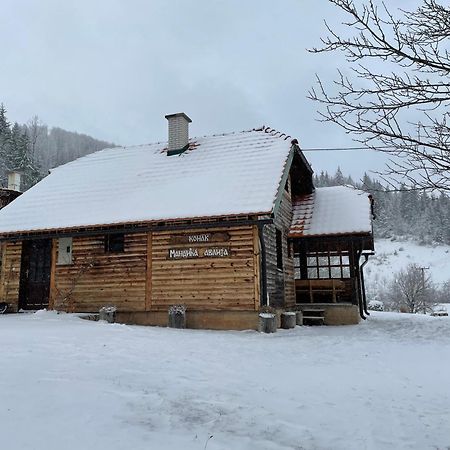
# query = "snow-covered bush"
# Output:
<box><xmin>168</xmin><ymin>304</ymin><xmax>186</xmax><ymax>315</ymax></box>
<box><xmin>368</xmin><ymin>300</ymin><xmax>384</xmax><ymax>311</ymax></box>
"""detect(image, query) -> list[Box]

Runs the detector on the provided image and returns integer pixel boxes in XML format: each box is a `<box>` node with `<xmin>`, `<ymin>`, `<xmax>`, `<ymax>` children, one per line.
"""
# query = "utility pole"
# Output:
<box><xmin>420</xmin><ymin>267</ymin><xmax>430</xmax><ymax>314</ymax></box>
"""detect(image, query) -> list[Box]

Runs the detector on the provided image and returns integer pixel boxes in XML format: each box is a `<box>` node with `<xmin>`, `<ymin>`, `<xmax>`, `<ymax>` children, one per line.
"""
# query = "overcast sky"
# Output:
<box><xmin>1</xmin><ymin>0</ymin><xmax>418</xmax><ymax>180</ymax></box>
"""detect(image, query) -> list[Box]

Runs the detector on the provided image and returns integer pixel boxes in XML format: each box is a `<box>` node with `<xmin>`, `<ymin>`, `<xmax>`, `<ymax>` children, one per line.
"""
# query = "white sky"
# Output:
<box><xmin>0</xmin><ymin>0</ymin><xmax>419</xmax><ymax>180</ymax></box>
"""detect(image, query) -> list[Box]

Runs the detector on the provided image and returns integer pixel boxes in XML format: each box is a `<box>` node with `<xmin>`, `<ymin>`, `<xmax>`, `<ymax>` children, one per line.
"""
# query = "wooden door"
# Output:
<box><xmin>19</xmin><ymin>239</ymin><xmax>52</xmax><ymax>310</ymax></box>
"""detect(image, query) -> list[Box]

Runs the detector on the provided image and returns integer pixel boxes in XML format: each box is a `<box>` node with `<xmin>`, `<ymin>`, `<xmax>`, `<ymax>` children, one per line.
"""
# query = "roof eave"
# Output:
<box><xmin>0</xmin><ymin>212</ymin><xmax>274</xmax><ymax>241</ymax></box>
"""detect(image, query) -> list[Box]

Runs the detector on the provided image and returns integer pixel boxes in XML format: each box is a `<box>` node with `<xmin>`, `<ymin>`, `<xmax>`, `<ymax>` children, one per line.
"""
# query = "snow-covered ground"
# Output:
<box><xmin>1</xmin><ymin>311</ymin><xmax>450</xmax><ymax>450</ymax></box>
<box><xmin>366</xmin><ymin>238</ymin><xmax>450</xmax><ymax>296</ymax></box>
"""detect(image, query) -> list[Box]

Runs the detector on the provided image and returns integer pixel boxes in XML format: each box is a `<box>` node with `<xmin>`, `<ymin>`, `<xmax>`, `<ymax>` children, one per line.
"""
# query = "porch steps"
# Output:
<box><xmin>302</xmin><ymin>309</ymin><xmax>325</xmax><ymax>326</ymax></box>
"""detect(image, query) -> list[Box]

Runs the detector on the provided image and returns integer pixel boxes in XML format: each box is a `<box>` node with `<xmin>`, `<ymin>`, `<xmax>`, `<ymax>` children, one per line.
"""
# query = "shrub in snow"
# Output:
<box><xmin>259</xmin><ymin>305</ymin><xmax>277</xmax><ymax>314</ymax></box>
<box><xmin>168</xmin><ymin>304</ymin><xmax>187</xmax><ymax>315</ymax></box>
<box><xmin>368</xmin><ymin>300</ymin><xmax>384</xmax><ymax>311</ymax></box>
<box><xmin>99</xmin><ymin>305</ymin><xmax>117</xmax><ymax>323</ymax></box>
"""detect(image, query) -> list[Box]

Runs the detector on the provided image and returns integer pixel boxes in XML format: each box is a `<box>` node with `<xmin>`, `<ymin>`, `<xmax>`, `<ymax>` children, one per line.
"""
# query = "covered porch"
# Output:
<box><xmin>289</xmin><ymin>186</ymin><xmax>375</xmax><ymax>324</ymax></box>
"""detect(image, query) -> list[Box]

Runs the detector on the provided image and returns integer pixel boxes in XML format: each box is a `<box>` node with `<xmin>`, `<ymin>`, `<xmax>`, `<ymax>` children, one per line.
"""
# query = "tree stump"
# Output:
<box><xmin>99</xmin><ymin>305</ymin><xmax>117</xmax><ymax>323</ymax></box>
<box><xmin>168</xmin><ymin>305</ymin><xmax>186</xmax><ymax>329</ymax></box>
<box><xmin>259</xmin><ymin>313</ymin><xmax>277</xmax><ymax>333</ymax></box>
<box><xmin>281</xmin><ymin>312</ymin><xmax>296</xmax><ymax>329</ymax></box>
<box><xmin>295</xmin><ymin>311</ymin><xmax>303</xmax><ymax>326</ymax></box>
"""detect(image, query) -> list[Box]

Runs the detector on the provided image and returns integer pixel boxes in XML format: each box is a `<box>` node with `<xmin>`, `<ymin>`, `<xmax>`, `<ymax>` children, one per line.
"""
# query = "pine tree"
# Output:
<box><xmin>0</xmin><ymin>104</ymin><xmax>12</xmax><ymax>184</ymax></box>
<box><xmin>8</xmin><ymin>122</ymin><xmax>40</xmax><ymax>190</ymax></box>
<box><xmin>334</xmin><ymin>167</ymin><xmax>345</xmax><ymax>185</ymax></box>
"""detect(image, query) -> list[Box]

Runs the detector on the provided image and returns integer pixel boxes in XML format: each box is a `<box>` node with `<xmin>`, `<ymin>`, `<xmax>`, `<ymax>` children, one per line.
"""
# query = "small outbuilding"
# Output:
<box><xmin>0</xmin><ymin>114</ymin><xmax>374</xmax><ymax>328</ymax></box>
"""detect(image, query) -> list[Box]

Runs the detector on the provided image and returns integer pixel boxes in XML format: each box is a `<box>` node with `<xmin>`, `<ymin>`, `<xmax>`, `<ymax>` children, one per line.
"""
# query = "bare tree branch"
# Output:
<box><xmin>309</xmin><ymin>0</ymin><xmax>450</xmax><ymax>192</ymax></box>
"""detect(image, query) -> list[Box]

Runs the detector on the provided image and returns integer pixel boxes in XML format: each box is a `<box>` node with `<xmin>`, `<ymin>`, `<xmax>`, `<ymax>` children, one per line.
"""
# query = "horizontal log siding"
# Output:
<box><xmin>150</xmin><ymin>226</ymin><xmax>258</xmax><ymax>311</ymax></box>
<box><xmin>53</xmin><ymin>233</ymin><xmax>147</xmax><ymax>312</ymax></box>
<box><xmin>0</xmin><ymin>241</ymin><xmax>22</xmax><ymax>311</ymax></box>
<box><xmin>264</xmin><ymin>188</ymin><xmax>295</xmax><ymax>308</ymax></box>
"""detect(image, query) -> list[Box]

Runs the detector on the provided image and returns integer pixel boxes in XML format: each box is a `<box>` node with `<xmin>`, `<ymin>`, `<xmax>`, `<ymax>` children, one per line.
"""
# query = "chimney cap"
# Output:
<box><xmin>165</xmin><ymin>112</ymin><xmax>192</xmax><ymax>123</ymax></box>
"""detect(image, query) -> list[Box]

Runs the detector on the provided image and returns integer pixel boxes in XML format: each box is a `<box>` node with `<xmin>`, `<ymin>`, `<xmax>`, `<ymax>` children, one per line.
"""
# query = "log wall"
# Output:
<box><xmin>52</xmin><ymin>233</ymin><xmax>147</xmax><ymax>312</ymax></box>
<box><xmin>149</xmin><ymin>225</ymin><xmax>259</xmax><ymax>311</ymax></box>
<box><xmin>2</xmin><ymin>225</ymin><xmax>262</xmax><ymax>316</ymax></box>
<box><xmin>0</xmin><ymin>241</ymin><xmax>22</xmax><ymax>311</ymax></box>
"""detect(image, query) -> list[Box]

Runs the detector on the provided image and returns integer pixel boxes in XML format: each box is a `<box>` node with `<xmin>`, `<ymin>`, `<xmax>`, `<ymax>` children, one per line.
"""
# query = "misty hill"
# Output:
<box><xmin>32</xmin><ymin>124</ymin><xmax>116</xmax><ymax>174</ymax></box>
<box><xmin>0</xmin><ymin>104</ymin><xmax>115</xmax><ymax>190</ymax></box>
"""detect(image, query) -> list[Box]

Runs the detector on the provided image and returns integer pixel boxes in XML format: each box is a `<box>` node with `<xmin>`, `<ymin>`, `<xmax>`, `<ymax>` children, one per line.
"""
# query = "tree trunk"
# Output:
<box><xmin>259</xmin><ymin>313</ymin><xmax>277</xmax><ymax>333</ymax></box>
<box><xmin>168</xmin><ymin>310</ymin><xmax>186</xmax><ymax>329</ymax></box>
<box><xmin>281</xmin><ymin>312</ymin><xmax>296</xmax><ymax>329</ymax></box>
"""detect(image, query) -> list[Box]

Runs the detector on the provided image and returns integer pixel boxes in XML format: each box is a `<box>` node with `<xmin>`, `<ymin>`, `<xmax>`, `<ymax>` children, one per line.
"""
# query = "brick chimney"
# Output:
<box><xmin>165</xmin><ymin>112</ymin><xmax>192</xmax><ymax>156</ymax></box>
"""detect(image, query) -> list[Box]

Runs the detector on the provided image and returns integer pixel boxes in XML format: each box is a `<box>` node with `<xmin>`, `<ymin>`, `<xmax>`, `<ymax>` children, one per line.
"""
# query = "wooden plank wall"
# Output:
<box><xmin>0</xmin><ymin>241</ymin><xmax>22</xmax><ymax>311</ymax></box>
<box><xmin>52</xmin><ymin>233</ymin><xmax>147</xmax><ymax>312</ymax></box>
<box><xmin>149</xmin><ymin>226</ymin><xmax>258</xmax><ymax>311</ymax></box>
<box><xmin>280</xmin><ymin>189</ymin><xmax>296</xmax><ymax>307</ymax></box>
<box><xmin>264</xmin><ymin>177</ymin><xmax>295</xmax><ymax>308</ymax></box>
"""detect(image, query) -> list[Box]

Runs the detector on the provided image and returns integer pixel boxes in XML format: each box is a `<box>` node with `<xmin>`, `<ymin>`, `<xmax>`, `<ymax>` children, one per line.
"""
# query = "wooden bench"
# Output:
<box><xmin>295</xmin><ymin>279</ymin><xmax>346</xmax><ymax>303</ymax></box>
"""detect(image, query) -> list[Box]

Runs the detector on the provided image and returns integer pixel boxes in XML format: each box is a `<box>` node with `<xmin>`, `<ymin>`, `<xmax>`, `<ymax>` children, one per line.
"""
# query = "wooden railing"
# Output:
<box><xmin>295</xmin><ymin>279</ymin><xmax>346</xmax><ymax>303</ymax></box>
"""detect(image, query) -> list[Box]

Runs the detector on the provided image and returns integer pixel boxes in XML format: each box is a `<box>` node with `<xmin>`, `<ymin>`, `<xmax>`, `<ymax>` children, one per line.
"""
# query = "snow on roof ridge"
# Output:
<box><xmin>51</xmin><ymin>126</ymin><xmax>295</xmax><ymax>173</ymax></box>
<box><xmin>178</xmin><ymin>125</ymin><xmax>293</xmax><ymax>142</ymax></box>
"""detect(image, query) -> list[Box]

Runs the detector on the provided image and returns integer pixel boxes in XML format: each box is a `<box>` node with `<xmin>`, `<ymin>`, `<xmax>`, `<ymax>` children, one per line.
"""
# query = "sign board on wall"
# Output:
<box><xmin>167</xmin><ymin>232</ymin><xmax>231</xmax><ymax>259</ymax></box>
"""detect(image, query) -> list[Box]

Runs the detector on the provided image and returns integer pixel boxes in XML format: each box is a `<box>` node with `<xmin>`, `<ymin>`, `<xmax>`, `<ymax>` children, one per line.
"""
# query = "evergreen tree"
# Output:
<box><xmin>311</xmin><ymin>167</ymin><xmax>450</xmax><ymax>245</ymax></box>
<box><xmin>0</xmin><ymin>104</ymin><xmax>12</xmax><ymax>184</ymax></box>
<box><xmin>334</xmin><ymin>166</ymin><xmax>345</xmax><ymax>185</ymax></box>
<box><xmin>8</xmin><ymin>123</ymin><xmax>40</xmax><ymax>190</ymax></box>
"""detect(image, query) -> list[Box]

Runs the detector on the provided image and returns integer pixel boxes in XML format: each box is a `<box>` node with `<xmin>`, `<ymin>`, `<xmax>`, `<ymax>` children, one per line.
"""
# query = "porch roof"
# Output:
<box><xmin>289</xmin><ymin>186</ymin><xmax>373</xmax><ymax>238</ymax></box>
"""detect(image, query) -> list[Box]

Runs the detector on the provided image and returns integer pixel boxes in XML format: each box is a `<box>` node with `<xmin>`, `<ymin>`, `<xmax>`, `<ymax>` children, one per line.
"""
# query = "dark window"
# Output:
<box><xmin>105</xmin><ymin>233</ymin><xmax>125</xmax><ymax>253</ymax></box>
<box><xmin>276</xmin><ymin>229</ymin><xmax>283</xmax><ymax>270</ymax></box>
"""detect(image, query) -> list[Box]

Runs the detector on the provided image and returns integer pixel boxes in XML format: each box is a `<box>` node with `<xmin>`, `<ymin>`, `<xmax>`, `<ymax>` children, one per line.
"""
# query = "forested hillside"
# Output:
<box><xmin>0</xmin><ymin>104</ymin><xmax>115</xmax><ymax>190</ymax></box>
<box><xmin>314</xmin><ymin>168</ymin><xmax>450</xmax><ymax>246</ymax></box>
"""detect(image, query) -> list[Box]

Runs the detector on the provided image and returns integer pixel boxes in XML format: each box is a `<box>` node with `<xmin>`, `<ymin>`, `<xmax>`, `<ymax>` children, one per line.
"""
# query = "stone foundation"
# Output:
<box><xmin>116</xmin><ymin>310</ymin><xmax>260</xmax><ymax>331</ymax></box>
<box><xmin>296</xmin><ymin>303</ymin><xmax>360</xmax><ymax>325</ymax></box>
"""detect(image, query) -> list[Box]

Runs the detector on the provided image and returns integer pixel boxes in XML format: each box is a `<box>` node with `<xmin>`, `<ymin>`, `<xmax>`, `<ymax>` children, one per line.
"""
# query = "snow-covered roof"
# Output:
<box><xmin>290</xmin><ymin>186</ymin><xmax>373</xmax><ymax>237</ymax></box>
<box><xmin>0</xmin><ymin>128</ymin><xmax>294</xmax><ymax>234</ymax></box>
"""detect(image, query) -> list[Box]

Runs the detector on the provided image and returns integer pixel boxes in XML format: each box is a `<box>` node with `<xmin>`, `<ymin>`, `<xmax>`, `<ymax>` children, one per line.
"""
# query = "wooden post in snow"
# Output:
<box><xmin>168</xmin><ymin>305</ymin><xmax>186</xmax><ymax>329</ymax></box>
<box><xmin>259</xmin><ymin>313</ymin><xmax>277</xmax><ymax>333</ymax></box>
<box><xmin>281</xmin><ymin>312</ymin><xmax>296</xmax><ymax>329</ymax></box>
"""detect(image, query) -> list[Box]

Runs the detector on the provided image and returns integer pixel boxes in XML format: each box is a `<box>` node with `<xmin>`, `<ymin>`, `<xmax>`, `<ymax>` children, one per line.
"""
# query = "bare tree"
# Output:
<box><xmin>387</xmin><ymin>263</ymin><xmax>435</xmax><ymax>313</ymax></box>
<box><xmin>309</xmin><ymin>0</ymin><xmax>450</xmax><ymax>192</ymax></box>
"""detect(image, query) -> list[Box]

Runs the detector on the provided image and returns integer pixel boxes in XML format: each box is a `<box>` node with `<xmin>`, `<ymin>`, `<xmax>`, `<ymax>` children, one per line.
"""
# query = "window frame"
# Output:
<box><xmin>296</xmin><ymin>250</ymin><xmax>351</xmax><ymax>280</ymax></box>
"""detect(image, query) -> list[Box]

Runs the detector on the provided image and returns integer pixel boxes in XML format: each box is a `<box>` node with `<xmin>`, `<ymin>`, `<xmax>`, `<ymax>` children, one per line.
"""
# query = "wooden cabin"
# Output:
<box><xmin>0</xmin><ymin>113</ymin><xmax>374</xmax><ymax>329</ymax></box>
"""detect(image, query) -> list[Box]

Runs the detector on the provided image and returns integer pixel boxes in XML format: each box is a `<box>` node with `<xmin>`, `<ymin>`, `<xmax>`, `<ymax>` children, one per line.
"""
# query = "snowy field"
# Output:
<box><xmin>366</xmin><ymin>238</ymin><xmax>450</xmax><ymax>285</ymax></box>
<box><xmin>1</xmin><ymin>312</ymin><xmax>450</xmax><ymax>450</ymax></box>
<box><xmin>365</xmin><ymin>239</ymin><xmax>450</xmax><ymax>300</ymax></box>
